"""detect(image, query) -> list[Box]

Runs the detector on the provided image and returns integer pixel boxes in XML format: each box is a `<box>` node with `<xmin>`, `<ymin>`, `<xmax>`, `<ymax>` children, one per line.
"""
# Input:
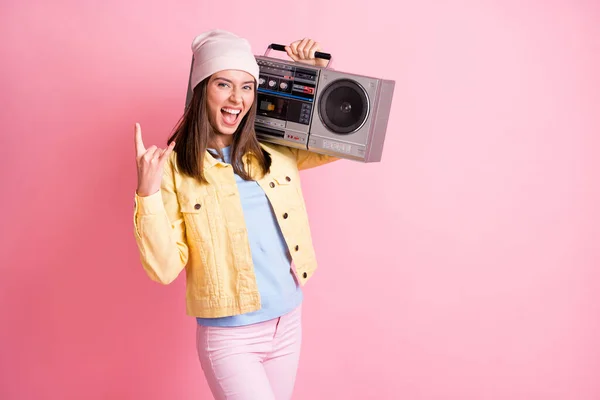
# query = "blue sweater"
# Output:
<box><xmin>196</xmin><ymin>146</ymin><xmax>303</xmax><ymax>326</ymax></box>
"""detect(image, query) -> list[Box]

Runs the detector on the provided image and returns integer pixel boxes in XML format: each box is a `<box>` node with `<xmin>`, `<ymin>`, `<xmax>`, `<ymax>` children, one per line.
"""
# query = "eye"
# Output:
<box><xmin>217</xmin><ymin>82</ymin><xmax>230</xmax><ymax>88</ymax></box>
<box><xmin>243</xmin><ymin>85</ymin><xmax>253</xmax><ymax>90</ymax></box>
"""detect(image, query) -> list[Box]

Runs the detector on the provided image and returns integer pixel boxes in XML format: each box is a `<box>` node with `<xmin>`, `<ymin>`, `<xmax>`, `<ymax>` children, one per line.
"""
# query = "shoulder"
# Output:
<box><xmin>258</xmin><ymin>142</ymin><xmax>301</xmax><ymax>177</ymax></box>
<box><xmin>165</xmin><ymin>151</ymin><xmax>178</xmax><ymax>170</ymax></box>
<box><xmin>161</xmin><ymin>151</ymin><xmax>183</xmax><ymax>179</ymax></box>
<box><xmin>259</xmin><ymin>141</ymin><xmax>296</xmax><ymax>159</ymax></box>
<box><xmin>259</xmin><ymin>142</ymin><xmax>291</xmax><ymax>154</ymax></box>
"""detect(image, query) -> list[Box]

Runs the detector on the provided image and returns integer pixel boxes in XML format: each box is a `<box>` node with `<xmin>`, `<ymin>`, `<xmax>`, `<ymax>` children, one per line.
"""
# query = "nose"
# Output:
<box><xmin>229</xmin><ymin>87</ymin><xmax>242</xmax><ymax>103</ymax></box>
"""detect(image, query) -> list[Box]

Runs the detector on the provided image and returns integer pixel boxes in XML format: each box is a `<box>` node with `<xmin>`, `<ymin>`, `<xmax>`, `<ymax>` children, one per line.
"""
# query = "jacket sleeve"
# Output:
<box><xmin>288</xmin><ymin>147</ymin><xmax>341</xmax><ymax>171</ymax></box>
<box><xmin>132</xmin><ymin>156</ymin><xmax>189</xmax><ymax>284</ymax></box>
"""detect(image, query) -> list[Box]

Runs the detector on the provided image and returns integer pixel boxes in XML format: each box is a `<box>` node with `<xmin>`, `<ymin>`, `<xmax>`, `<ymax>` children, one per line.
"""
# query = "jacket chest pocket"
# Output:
<box><xmin>178</xmin><ymin>194</ymin><xmax>213</xmax><ymax>243</ymax></box>
<box><xmin>269</xmin><ymin>174</ymin><xmax>302</xmax><ymax>207</ymax></box>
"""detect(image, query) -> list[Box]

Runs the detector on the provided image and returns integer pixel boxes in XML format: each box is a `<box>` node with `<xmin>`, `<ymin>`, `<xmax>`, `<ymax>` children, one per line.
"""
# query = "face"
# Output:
<box><xmin>206</xmin><ymin>70</ymin><xmax>256</xmax><ymax>143</ymax></box>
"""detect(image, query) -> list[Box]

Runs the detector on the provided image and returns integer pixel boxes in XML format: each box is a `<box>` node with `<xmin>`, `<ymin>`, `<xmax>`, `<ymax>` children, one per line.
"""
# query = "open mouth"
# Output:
<box><xmin>221</xmin><ymin>107</ymin><xmax>242</xmax><ymax>126</ymax></box>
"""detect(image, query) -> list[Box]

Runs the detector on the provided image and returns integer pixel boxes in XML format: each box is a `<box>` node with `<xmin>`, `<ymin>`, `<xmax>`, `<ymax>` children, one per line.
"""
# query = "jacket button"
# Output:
<box><xmin>269</xmin><ymin>182</ymin><xmax>275</xmax><ymax>188</ymax></box>
<box><xmin>302</xmin><ymin>272</ymin><xmax>308</xmax><ymax>279</ymax></box>
<box><xmin>285</xmin><ymin>176</ymin><xmax>291</xmax><ymax>182</ymax></box>
<box><xmin>295</xmin><ymin>245</ymin><xmax>299</xmax><ymax>251</ymax></box>
<box><xmin>194</xmin><ymin>203</ymin><xmax>201</xmax><ymax>210</ymax></box>
<box><xmin>283</xmin><ymin>213</ymin><xmax>288</xmax><ymax>219</ymax></box>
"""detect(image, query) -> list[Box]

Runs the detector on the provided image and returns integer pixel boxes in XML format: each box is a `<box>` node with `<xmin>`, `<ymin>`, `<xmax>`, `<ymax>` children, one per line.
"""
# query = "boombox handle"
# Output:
<box><xmin>264</xmin><ymin>43</ymin><xmax>333</xmax><ymax>68</ymax></box>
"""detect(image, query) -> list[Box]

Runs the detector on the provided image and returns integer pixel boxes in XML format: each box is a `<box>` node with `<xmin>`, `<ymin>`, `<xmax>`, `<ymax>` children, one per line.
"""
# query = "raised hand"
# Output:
<box><xmin>135</xmin><ymin>123</ymin><xmax>175</xmax><ymax>197</ymax></box>
<box><xmin>285</xmin><ymin>38</ymin><xmax>328</xmax><ymax>68</ymax></box>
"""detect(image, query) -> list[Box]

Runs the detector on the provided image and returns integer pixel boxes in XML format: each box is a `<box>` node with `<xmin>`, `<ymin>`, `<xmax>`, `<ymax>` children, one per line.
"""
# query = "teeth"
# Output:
<box><xmin>222</xmin><ymin>108</ymin><xmax>241</xmax><ymax>115</ymax></box>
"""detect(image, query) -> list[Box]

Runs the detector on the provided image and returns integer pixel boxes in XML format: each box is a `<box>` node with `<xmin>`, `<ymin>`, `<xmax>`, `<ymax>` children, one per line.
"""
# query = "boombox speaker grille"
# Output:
<box><xmin>318</xmin><ymin>79</ymin><xmax>369</xmax><ymax>134</ymax></box>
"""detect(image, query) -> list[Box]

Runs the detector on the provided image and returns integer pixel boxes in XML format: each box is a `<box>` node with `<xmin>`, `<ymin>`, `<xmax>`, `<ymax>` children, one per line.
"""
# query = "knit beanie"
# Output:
<box><xmin>190</xmin><ymin>29</ymin><xmax>260</xmax><ymax>90</ymax></box>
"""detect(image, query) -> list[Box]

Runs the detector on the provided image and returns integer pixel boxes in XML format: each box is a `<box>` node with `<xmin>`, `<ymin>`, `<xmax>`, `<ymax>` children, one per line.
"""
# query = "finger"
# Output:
<box><xmin>303</xmin><ymin>39</ymin><xmax>314</xmax><ymax>59</ymax></box>
<box><xmin>134</xmin><ymin>123</ymin><xmax>145</xmax><ymax>157</ymax></box>
<box><xmin>296</xmin><ymin>38</ymin><xmax>309</xmax><ymax>60</ymax></box>
<box><xmin>159</xmin><ymin>141</ymin><xmax>176</xmax><ymax>163</ymax></box>
<box><xmin>285</xmin><ymin>45</ymin><xmax>299</xmax><ymax>62</ymax></box>
<box><xmin>144</xmin><ymin>145</ymin><xmax>158</xmax><ymax>160</ymax></box>
<box><xmin>308</xmin><ymin>41</ymin><xmax>321</xmax><ymax>59</ymax></box>
<box><xmin>300</xmin><ymin>38</ymin><xmax>312</xmax><ymax>59</ymax></box>
<box><xmin>289</xmin><ymin>41</ymin><xmax>300</xmax><ymax>58</ymax></box>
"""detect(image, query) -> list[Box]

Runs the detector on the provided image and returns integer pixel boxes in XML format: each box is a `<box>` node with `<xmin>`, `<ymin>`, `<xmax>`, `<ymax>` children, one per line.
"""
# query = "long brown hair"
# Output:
<box><xmin>167</xmin><ymin>78</ymin><xmax>271</xmax><ymax>184</ymax></box>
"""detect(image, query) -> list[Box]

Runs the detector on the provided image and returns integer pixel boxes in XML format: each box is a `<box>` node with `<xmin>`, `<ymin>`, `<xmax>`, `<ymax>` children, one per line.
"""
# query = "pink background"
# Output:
<box><xmin>1</xmin><ymin>0</ymin><xmax>599</xmax><ymax>399</ymax></box>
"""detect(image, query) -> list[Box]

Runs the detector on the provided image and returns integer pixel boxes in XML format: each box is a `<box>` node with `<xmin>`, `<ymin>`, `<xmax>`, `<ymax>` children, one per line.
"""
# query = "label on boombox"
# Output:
<box><xmin>254</xmin><ymin>57</ymin><xmax>322</xmax><ymax>150</ymax></box>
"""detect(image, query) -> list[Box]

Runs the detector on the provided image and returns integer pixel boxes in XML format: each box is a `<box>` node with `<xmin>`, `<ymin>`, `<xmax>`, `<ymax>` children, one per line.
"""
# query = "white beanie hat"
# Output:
<box><xmin>190</xmin><ymin>29</ymin><xmax>260</xmax><ymax>91</ymax></box>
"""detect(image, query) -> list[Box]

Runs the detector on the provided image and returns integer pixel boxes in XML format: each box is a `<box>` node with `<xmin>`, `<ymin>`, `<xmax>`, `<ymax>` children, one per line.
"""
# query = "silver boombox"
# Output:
<box><xmin>185</xmin><ymin>44</ymin><xmax>395</xmax><ymax>162</ymax></box>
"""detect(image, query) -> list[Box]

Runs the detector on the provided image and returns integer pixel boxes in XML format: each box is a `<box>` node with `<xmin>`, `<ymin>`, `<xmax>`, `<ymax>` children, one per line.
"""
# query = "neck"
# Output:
<box><xmin>208</xmin><ymin>133</ymin><xmax>233</xmax><ymax>150</ymax></box>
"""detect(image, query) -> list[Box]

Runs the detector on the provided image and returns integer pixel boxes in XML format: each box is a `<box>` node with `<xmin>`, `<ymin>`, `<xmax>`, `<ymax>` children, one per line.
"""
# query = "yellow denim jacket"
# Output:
<box><xmin>133</xmin><ymin>142</ymin><xmax>338</xmax><ymax>318</ymax></box>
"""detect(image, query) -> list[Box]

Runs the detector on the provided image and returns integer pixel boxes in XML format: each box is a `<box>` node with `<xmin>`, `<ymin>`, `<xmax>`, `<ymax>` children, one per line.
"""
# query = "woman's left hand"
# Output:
<box><xmin>285</xmin><ymin>38</ymin><xmax>329</xmax><ymax>68</ymax></box>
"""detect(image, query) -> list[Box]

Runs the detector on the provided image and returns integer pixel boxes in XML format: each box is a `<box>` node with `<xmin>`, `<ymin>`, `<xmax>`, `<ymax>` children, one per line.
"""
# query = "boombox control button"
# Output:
<box><xmin>268</xmin><ymin>80</ymin><xmax>277</xmax><ymax>87</ymax></box>
<box><xmin>285</xmin><ymin>134</ymin><xmax>305</xmax><ymax>143</ymax></box>
<box><xmin>279</xmin><ymin>82</ymin><xmax>288</xmax><ymax>90</ymax></box>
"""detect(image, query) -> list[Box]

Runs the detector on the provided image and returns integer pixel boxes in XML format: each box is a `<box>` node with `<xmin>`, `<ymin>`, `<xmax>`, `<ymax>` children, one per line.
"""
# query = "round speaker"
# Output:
<box><xmin>318</xmin><ymin>79</ymin><xmax>369</xmax><ymax>134</ymax></box>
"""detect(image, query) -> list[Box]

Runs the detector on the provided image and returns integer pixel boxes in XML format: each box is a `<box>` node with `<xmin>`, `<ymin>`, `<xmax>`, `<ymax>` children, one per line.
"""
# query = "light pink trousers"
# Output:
<box><xmin>196</xmin><ymin>306</ymin><xmax>303</xmax><ymax>400</ymax></box>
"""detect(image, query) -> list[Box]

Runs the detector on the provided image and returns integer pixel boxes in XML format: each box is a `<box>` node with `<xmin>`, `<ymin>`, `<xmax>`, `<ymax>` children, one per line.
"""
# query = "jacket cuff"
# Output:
<box><xmin>134</xmin><ymin>190</ymin><xmax>164</xmax><ymax>215</ymax></box>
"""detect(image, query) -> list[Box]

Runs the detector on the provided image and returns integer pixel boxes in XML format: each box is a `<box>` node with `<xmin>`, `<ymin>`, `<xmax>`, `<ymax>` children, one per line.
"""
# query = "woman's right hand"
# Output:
<box><xmin>135</xmin><ymin>123</ymin><xmax>175</xmax><ymax>197</ymax></box>
<box><xmin>285</xmin><ymin>38</ymin><xmax>328</xmax><ymax>68</ymax></box>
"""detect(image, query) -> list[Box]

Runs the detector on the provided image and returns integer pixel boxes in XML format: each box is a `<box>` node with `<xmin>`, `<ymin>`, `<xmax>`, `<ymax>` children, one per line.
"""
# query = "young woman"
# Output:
<box><xmin>133</xmin><ymin>29</ymin><xmax>339</xmax><ymax>400</ymax></box>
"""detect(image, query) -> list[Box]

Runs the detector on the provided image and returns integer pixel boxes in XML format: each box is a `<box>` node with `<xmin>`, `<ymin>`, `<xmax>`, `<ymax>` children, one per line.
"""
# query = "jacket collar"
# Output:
<box><xmin>203</xmin><ymin>146</ymin><xmax>260</xmax><ymax>170</ymax></box>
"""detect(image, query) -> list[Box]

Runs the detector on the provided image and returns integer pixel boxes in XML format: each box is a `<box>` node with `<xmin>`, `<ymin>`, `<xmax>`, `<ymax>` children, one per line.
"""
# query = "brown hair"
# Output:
<box><xmin>167</xmin><ymin>78</ymin><xmax>271</xmax><ymax>184</ymax></box>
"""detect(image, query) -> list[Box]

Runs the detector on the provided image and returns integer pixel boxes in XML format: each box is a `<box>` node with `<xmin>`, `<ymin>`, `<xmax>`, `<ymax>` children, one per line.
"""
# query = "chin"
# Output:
<box><xmin>216</xmin><ymin>124</ymin><xmax>239</xmax><ymax>136</ymax></box>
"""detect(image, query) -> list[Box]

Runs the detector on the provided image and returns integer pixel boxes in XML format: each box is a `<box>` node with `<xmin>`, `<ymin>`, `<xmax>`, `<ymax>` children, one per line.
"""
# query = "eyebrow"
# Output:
<box><xmin>214</xmin><ymin>77</ymin><xmax>255</xmax><ymax>85</ymax></box>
